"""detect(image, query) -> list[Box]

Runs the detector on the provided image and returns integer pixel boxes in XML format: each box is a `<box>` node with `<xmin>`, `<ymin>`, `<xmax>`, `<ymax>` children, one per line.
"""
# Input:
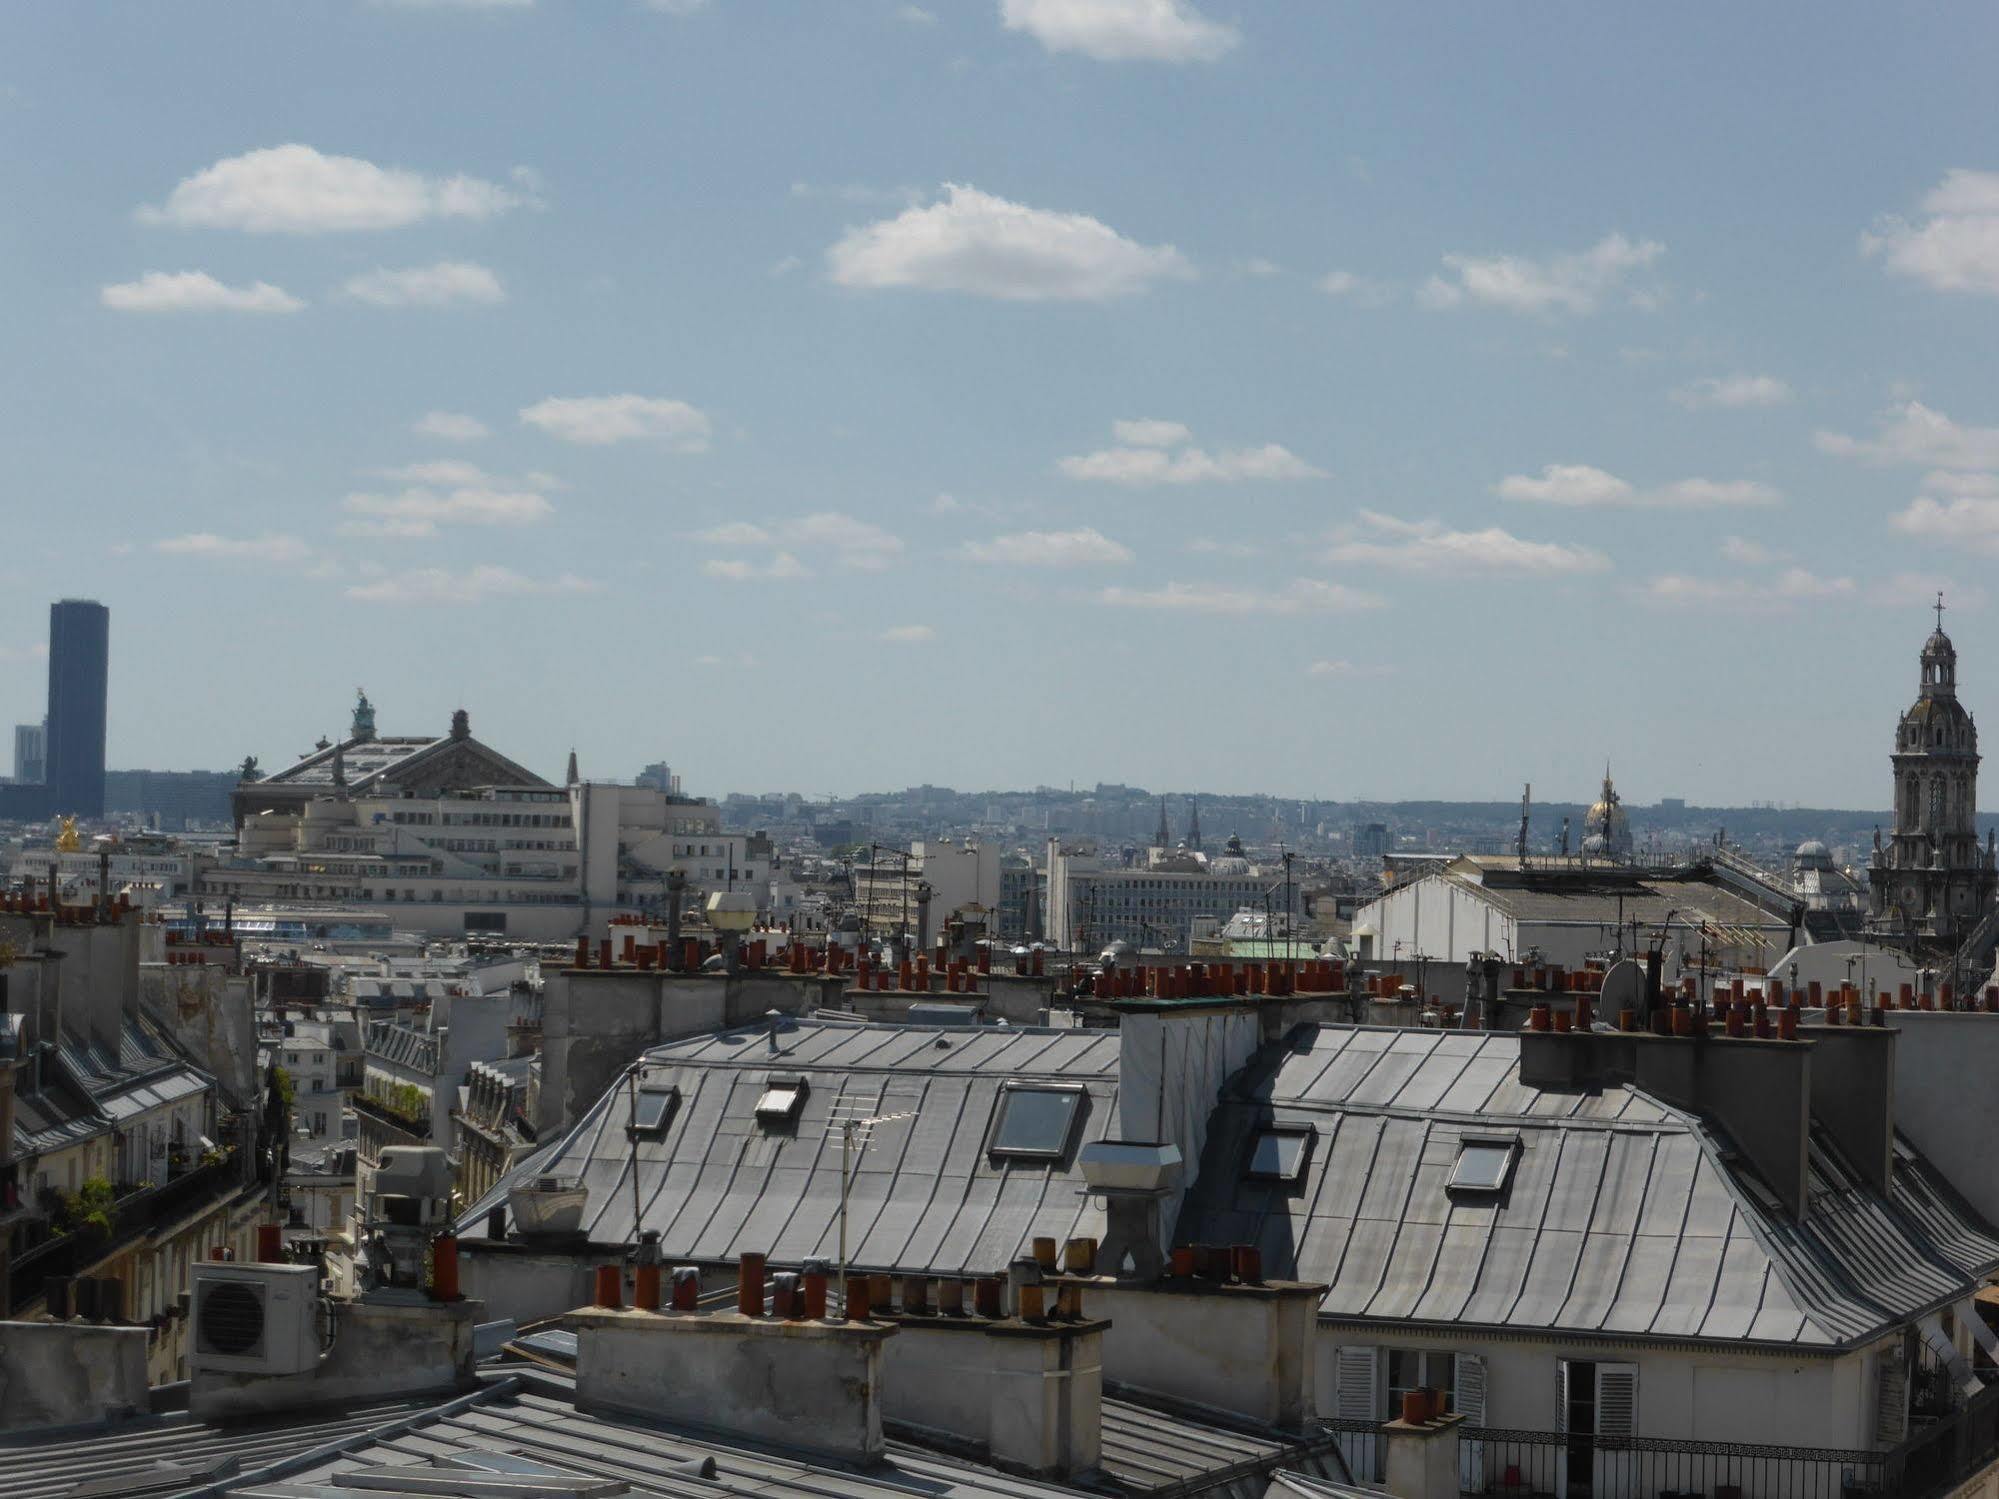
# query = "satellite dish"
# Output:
<box><xmin>1597</xmin><ymin>959</ymin><xmax>1646</xmax><ymax>1025</ymax></box>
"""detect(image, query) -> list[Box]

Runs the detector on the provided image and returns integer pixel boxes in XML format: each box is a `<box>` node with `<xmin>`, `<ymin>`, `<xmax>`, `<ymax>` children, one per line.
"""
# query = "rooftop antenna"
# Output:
<box><xmin>1517</xmin><ymin>783</ymin><xmax>1532</xmax><ymax>869</ymax></box>
<box><xmin>826</xmin><ymin>1101</ymin><xmax>916</xmax><ymax>1313</ymax></box>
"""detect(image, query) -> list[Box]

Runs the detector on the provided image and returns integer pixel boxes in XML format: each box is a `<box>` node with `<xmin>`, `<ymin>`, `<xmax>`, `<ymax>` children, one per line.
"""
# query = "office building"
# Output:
<box><xmin>44</xmin><ymin>598</ymin><xmax>108</xmax><ymax>818</ymax></box>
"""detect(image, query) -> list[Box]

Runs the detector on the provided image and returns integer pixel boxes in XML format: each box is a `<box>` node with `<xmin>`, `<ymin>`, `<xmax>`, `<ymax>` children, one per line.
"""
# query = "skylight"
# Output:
<box><xmin>989</xmin><ymin>1084</ymin><xmax>1083</xmax><ymax>1160</ymax></box>
<box><xmin>1247</xmin><ymin>1128</ymin><xmax>1313</xmax><ymax>1183</ymax></box>
<box><xmin>1449</xmin><ymin>1138</ymin><xmax>1518</xmax><ymax>1194</ymax></box>
<box><xmin>628</xmin><ymin>1085</ymin><xmax>679</xmax><ymax>1138</ymax></box>
<box><xmin>754</xmin><ymin>1076</ymin><xmax>809</xmax><ymax>1127</ymax></box>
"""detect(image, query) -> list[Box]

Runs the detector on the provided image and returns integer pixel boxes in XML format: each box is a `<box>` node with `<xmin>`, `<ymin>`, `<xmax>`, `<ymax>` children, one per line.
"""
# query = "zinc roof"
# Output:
<box><xmin>1173</xmin><ymin>1024</ymin><xmax>1999</xmax><ymax>1352</ymax></box>
<box><xmin>458</xmin><ymin>1018</ymin><xmax>1119</xmax><ymax>1277</ymax></box>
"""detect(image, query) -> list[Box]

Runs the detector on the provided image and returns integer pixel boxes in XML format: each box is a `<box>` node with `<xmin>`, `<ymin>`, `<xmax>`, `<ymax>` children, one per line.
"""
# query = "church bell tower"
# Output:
<box><xmin>1867</xmin><ymin>600</ymin><xmax>1998</xmax><ymax>950</ymax></box>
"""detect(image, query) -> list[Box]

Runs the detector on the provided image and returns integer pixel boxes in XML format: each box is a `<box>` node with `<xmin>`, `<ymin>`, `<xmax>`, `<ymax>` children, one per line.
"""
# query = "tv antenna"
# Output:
<box><xmin>826</xmin><ymin>1102</ymin><xmax>917</xmax><ymax>1311</ymax></box>
<box><xmin>1517</xmin><ymin>783</ymin><xmax>1532</xmax><ymax>868</ymax></box>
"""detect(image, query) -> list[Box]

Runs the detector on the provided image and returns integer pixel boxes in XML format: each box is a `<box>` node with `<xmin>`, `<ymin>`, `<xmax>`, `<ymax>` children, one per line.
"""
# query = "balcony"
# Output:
<box><xmin>7</xmin><ymin>1156</ymin><xmax>245</xmax><ymax>1316</ymax></box>
<box><xmin>1321</xmin><ymin>1405</ymin><xmax>1999</xmax><ymax>1499</ymax></box>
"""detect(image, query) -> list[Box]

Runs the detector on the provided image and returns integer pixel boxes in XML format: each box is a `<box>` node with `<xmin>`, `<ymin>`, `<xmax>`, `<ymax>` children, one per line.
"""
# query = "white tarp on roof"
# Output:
<box><xmin>1118</xmin><ymin>1010</ymin><xmax>1259</xmax><ymax>1244</ymax></box>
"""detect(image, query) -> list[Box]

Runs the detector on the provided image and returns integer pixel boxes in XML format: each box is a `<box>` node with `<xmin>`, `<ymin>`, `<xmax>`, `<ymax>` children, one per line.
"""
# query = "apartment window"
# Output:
<box><xmin>755</xmin><ymin>1076</ymin><xmax>810</xmax><ymax>1127</ymax></box>
<box><xmin>1246</xmin><ymin>1127</ymin><xmax>1314</xmax><ymax>1184</ymax></box>
<box><xmin>989</xmin><ymin>1084</ymin><xmax>1084</xmax><ymax>1161</ymax></box>
<box><xmin>1449</xmin><ymin>1136</ymin><xmax>1519</xmax><ymax>1195</ymax></box>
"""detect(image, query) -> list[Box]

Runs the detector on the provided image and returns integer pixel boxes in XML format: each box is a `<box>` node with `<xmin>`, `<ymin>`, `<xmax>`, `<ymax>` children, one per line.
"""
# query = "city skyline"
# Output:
<box><xmin>5</xmin><ymin>4</ymin><xmax>1999</xmax><ymax>804</ymax></box>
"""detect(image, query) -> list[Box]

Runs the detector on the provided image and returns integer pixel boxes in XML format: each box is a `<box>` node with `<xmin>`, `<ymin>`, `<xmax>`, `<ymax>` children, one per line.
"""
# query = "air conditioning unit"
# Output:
<box><xmin>191</xmin><ymin>1262</ymin><xmax>321</xmax><ymax>1376</ymax></box>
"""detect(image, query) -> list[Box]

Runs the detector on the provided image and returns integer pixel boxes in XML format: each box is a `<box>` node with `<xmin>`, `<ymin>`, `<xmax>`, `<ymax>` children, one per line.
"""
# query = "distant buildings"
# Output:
<box><xmin>1045</xmin><ymin>833</ymin><xmax>1275</xmax><ymax>953</ymax></box>
<box><xmin>205</xmin><ymin>692</ymin><xmax>769</xmax><ymax>940</ymax></box>
<box><xmin>9</xmin><ymin>723</ymin><xmax>43</xmax><ymax>787</ymax></box>
<box><xmin>0</xmin><ymin>598</ymin><xmax>108</xmax><ymax>823</ymax></box>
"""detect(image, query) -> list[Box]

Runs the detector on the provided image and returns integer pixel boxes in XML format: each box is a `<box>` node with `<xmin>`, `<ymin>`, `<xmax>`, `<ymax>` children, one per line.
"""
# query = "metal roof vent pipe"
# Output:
<box><xmin>1078</xmin><ymin>1141</ymin><xmax>1181</xmax><ymax>1281</ymax></box>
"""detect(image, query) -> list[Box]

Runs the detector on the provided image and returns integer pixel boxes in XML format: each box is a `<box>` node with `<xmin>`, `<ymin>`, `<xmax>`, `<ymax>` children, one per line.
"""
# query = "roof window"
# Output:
<box><xmin>1247</xmin><ymin>1127</ymin><xmax>1314</xmax><ymax>1183</ymax></box>
<box><xmin>989</xmin><ymin>1084</ymin><xmax>1084</xmax><ymax>1161</ymax></box>
<box><xmin>754</xmin><ymin>1075</ymin><xmax>810</xmax><ymax>1127</ymax></box>
<box><xmin>628</xmin><ymin>1083</ymin><xmax>679</xmax><ymax>1138</ymax></box>
<box><xmin>1448</xmin><ymin>1136</ymin><xmax>1518</xmax><ymax>1194</ymax></box>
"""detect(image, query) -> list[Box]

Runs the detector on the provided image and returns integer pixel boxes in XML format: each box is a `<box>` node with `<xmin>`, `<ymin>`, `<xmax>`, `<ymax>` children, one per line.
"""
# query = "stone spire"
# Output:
<box><xmin>1153</xmin><ymin>796</ymin><xmax>1170</xmax><ymax>849</ymax></box>
<box><xmin>565</xmin><ymin>748</ymin><xmax>580</xmax><ymax>787</ymax></box>
<box><xmin>1187</xmin><ymin>795</ymin><xmax>1203</xmax><ymax>852</ymax></box>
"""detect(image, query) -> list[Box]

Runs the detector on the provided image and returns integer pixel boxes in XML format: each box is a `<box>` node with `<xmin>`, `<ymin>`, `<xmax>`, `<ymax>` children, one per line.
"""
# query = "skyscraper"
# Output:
<box><xmin>45</xmin><ymin>599</ymin><xmax>107</xmax><ymax>818</ymax></box>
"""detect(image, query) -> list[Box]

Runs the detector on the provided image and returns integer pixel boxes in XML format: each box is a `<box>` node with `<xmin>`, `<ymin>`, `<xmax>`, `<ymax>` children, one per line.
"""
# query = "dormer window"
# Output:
<box><xmin>1449</xmin><ymin>1135</ymin><xmax>1519</xmax><ymax>1195</ymax></box>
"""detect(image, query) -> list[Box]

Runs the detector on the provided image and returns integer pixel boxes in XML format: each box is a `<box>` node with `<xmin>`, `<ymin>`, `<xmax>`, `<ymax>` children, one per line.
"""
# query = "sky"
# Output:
<box><xmin>3</xmin><ymin>1</ymin><xmax>1998</xmax><ymax>808</ymax></box>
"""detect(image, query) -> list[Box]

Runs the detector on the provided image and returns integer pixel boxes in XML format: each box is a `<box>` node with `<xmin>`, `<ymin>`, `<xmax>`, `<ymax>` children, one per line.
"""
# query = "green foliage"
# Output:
<box><xmin>371</xmin><ymin>1079</ymin><xmax>428</xmax><ymax>1126</ymax></box>
<box><xmin>57</xmin><ymin>1177</ymin><xmax>118</xmax><ymax>1240</ymax></box>
<box><xmin>272</xmin><ymin>1065</ymin><xmax>297</xmax><ymax>1111</ymax></box>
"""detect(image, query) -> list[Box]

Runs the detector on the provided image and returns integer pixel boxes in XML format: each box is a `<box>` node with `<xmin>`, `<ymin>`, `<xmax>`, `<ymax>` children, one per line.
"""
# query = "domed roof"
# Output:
<box><xmin>1795</xmin><ymin>839</ymin><xmax>1829</xmax><ymax>858</ymax></box>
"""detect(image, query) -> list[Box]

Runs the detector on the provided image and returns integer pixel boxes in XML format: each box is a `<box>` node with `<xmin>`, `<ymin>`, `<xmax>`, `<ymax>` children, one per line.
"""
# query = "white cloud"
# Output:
<box><xmin>346</xmin><ymin>565</ymin><xmax>597</xmax><ymax>603</ymax></box>
<box><xmin>343</xmin><ymin>260</ymin><xmax>504</xmax><ymax>307</ymax></box>
<box><xmin>1865</xmin><ymin>170</ymin><xmax>1999</xmax><ymax>296</ymax></box>
<box><xmin>897</xmin><ymin>4</ymin><xmax>937</xmax><ymax>20</ymax></box>
<box><xmin>1112</xmin><ymin>418</ymin><xmax>1191</xmax><ymax>448</ymax></box>
<box><xmin>1185</xmin><ymin>537</ymin><xmax>1258</xmax><ymax>557</ymax></box>
<box><xmin>342</xmin><ymin>485</ymin><xmax>552</xmax><ymax>536</ymax></box>
<box><xmin>1816</xmin><ymin>402</ymin><xmax>1999</xmax><ymax>471</ymax></box>
<box><xmin>960</xmin><ymin>527</ymin><xmax>1133</xmax><ymax>566</ymax></box>
<box><xmin>1922</xmin><ymin>470</ymin><xmax>1999</xmax><ymax>497</ymax></box>
<box><xmin>412</xmin><ymin>410</ymin><xmax>489</xmax><ymax>441</ymax></box>
<box><xmin>1639</xmin><ymin>568</ymin><xmax>1855</xmax><ymax>610</ymax></box>
<box><xmin>697</xmin><ymin>521</ymin><xmax>772</xmax><ymax>546</ymax></box>
<box><xmin>1317</xmin><ymin>270</ymin><xmax>1366</xmax><ymax>297</ymax></box>
<box><xmin>1720</xmin><ymin>536</ymin><xmax>1786</xmax><ymax>565</ymax></box>
<box><xmin>826</xmin><ymin>183</ymin><xmax>1192</xmax><ymax>301</ymax></box>
<box><xmin>1324</xmin><ymin>511</ymin><xmax>1610</xmax><ymax>575</ymax></box>
<box><xmin>645</xmin><ymin>0</ymin><xmax>711</xmax><ymax>12</ymax></box>
<box><xmin>1422</xmin><ymin>232</ymin><xmax>1664</xmax><ymax>314</ymax></box>
<box><xmin>154</xmin><ymin>532</ymin><xmax>312</xmax><ymax>563</ymax></box>
<box><xmin>880</xmin><ymin>623</ymin><xmax>935</xmax><ymax>642</ymax></box>
<box><xmin>1307</xmin><ymin>659</ymin><xmax>1391</xmax><ymax>678</ymax></box>
<box><xmin>1238</xmin><ymin>257</ymin><xmax>1282</xmax><ymax>277</ymax></box>
<box><xmin>999</xmin><ymin>0</ymin><xmax>1238</xmax><ymax>62</ymax></box>
<box><xmin>140</xmin><ymin>144</ymin><xmax>526</xmax><ymax>233</ymax></box>
<box><xmin>703</xmin><ymin>553</ymin><xmax>810</xmax><ymax>581</ymax></box>
<box><xmin>1099</xmin><ymin>579</ymin><xmax>1383</xmax><ymax>614</ymax></box>
<box><xmin>1059</xmin><ymin>422</ymin><xmax>1324</xmax><ymax>485</ymax></box>
<box><xmin>1670</xmin><ymin>373</ymin><xmax>1792</xmax><ymax>410</ymax></box>
<box><xmin>100</xmin><ymin>270</ymin><xmax>303</xmax><ymax>313</ymax></box>
<box><xmin>1496</xmin><ymin>463</ymin><xmax>1780</xmax><ymax>509</ymax></box>
<box><xmin>1874</xmin><ymin>572</ymin><xmax>1986</xmax><ymax>611</ymax></box>
<box><xmin>520</xmin><ymin>394</ymin><xmax>711</xmax><ymax>449</ymax></box>
<box><xmin>695</xmin><ymin>512</ymin><xmax>902</xmax><ymax>571</ymax></box>
<box><xmin>1495</xmin><ymin>464</ymin><xmax>1632</xmax><ymax>507</ymax></box>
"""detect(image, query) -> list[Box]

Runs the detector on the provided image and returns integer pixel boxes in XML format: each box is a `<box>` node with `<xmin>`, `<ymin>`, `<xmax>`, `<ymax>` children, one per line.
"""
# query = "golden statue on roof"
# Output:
<box><xmin>54</xmin><ymin>816</ymin><xmax>80</xmax><ymax>853</ymax></box>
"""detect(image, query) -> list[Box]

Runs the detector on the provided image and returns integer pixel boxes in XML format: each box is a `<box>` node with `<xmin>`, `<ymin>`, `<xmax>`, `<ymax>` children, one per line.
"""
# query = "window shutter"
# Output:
<box><xmin>1596</xmin><ymin>1363</ymin><xmax>1638</xmax><ymax>1442</ymax></box>
<box><xmin>1556</xmin><ymin>1360</ymin><xmax>1574</xmax><ymax>1434</ymax></box>
<box><xmin>1455</xmin><ymin>1354</ymin><xmax>1488</xmax><ymax>1496</ymax></box>
<box><xmin>1453</xmin><ymin>1353</ymin><xmax>1487</xmax><ymax>1425</ymax></box>
<box><xmin>1875</xmin><ymin>1347</ymin><xmax>1909</xmax><ymax>1446</ymax></box>
<box><xmin>1335</xmin><ymin>1345</ymin><xmax>1380</xmax><ymax>1421</ymax></box>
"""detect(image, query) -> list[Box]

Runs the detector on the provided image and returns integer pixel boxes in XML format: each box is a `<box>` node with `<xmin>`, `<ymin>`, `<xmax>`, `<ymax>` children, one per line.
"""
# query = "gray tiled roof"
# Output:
<box><xmin>458</xmin><ymin>1018</ymin><xmax>1119</xmax><ymax>1277</ymax></box>
<box><xmin>1173</xmin><ymin>1024</ymin><xmax>1999</xmax><ymax>1352</ymax></box>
